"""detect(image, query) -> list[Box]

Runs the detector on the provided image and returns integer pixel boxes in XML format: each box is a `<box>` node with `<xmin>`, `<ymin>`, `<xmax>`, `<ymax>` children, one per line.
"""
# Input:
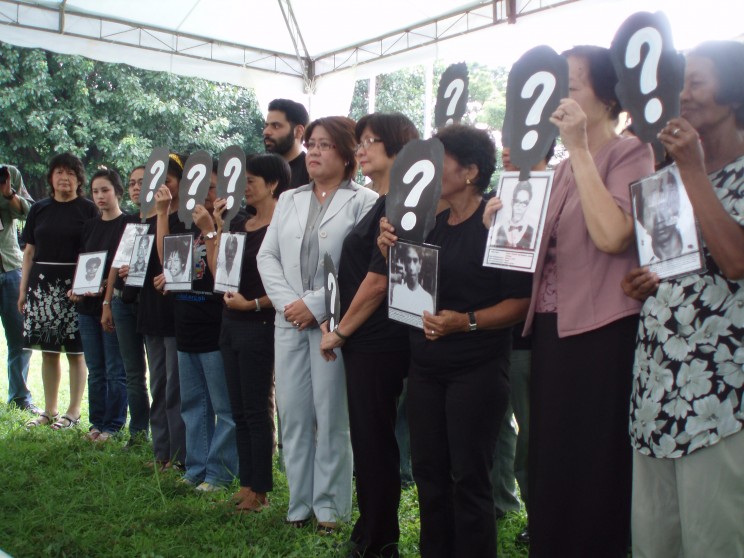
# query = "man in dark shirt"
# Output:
<box><xmin>263</xmin><ymin>99</ymin><xmax>310</xmax><ymax>190</ymax></box>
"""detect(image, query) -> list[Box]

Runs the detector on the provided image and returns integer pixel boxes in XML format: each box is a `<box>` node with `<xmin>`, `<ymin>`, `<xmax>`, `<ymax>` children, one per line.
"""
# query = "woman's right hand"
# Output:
<box><xmin>154</xmin><ymin>184</ymin><xmax>172</xmax><ymax>215</ymax></box>
<box><xmin>621</xmin><ymin>267</ymin><xmax>659</xmax><ymax>302</ymax></box>
<box><xmin>153</xmin><ymin>273</ymin><xmax>167</xmax><ymax>293</ymax></box>
<box><xmin>101</xmin><ymin>304</ymin><xmax>115</xmax><ymax>333</ymax></box>
<box><xmin>17</xmin><ymin>293</ymin><xmax>25</xmax><ymax>315</ymax></box>
<box><xmin>377</xmin><ymin>217</ymin><xmax>397</xmax><ymax>261</ymax></box>
<box><xmin>212</xmin><ymin>198</ymin><xmax>227</xmax><ymax>231</ymax></box>
<box><xmin>118</xmin><ymin>265</ymin><xmax>129</xmax><ymax>279</ymax></box>
<box><xmin>483</xmin><ymin>197</ymin><xmax>503</xmax><ymax>229</ymax></box>
<box><xmin>319</xmin><ymin>321</ymin><xmax>340</xmax><ymax>362</ymax></box>
<box><xmin>550</xmin><ymin>98</ymin><xmax>588</xmax><ymax>153</ymax></box>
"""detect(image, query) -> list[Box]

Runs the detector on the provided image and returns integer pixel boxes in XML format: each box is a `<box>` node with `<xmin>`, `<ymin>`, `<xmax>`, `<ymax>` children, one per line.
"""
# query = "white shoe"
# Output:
<box><xmin>195</xmin><ymin>482</ymin><xmax>225</xmax><ymax>493</ymax></box>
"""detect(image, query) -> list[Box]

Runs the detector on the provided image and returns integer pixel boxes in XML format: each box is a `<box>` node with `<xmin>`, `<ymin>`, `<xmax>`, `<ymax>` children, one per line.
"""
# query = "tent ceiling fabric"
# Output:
<box><xmin>0</xmin><ymin>0</ymin><xmax>742</xmax><ymax>117</ymax></box>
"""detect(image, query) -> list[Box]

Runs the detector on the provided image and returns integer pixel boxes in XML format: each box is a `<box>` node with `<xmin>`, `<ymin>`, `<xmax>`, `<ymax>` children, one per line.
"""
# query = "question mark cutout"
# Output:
<box><xmin>216</xmin><ymin>146</ymin><xmax>246</xmax><ymax>230</ymax></box>
<box><xmin>324</xmin><ymin>253</ymin><xmax>340</xmax><ymax>332</ymax></box>
<box><xmin>611</xmin><ymin>11</ymin><xmax>684</xmax><ymax>148</ymax></box>
<box><xmin>178</xmin><ymin>150</ymin><xmax>213</xmax><ymax>229</ymax></box>
<box><xmin>140</xmin><ymin>147</ymin><xmax>170</xmax><ymax>221</ymax></box>
<box><xmin>435</xmin><ymin>62</ymin><xmax>469</xmax><ymax>129</ymax></box>
<box><xmin>387</xmin><ymin>138</ymin><xmax>444</xmax><ymax>244</ymax></box>
<box><xmin>504</xmin><ymin>45</ymin><xmax>568</xmax><ymax>180</ymax></box>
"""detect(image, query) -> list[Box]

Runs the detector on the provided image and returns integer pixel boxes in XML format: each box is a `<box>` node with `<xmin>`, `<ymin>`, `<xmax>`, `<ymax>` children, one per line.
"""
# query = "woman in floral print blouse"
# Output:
<box><xmin>622</xmin><ymin>40</ymin><xmax>744</xmax><ymax>558</ymax></box>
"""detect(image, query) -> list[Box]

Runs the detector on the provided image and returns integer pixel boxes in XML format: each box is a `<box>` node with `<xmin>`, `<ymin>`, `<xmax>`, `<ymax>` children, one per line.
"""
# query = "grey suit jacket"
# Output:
<box><xmin>258</xmin><ymin>180</ymin><xmax>378</xmax><ymax>327</ymax></box>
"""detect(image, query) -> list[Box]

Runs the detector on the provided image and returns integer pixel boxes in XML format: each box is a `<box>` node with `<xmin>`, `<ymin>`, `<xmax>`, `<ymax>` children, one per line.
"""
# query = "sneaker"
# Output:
<box><xmin>195</xmin><ymin>482</ymin><xmax>226</xmax><ymax>493</ymax></box>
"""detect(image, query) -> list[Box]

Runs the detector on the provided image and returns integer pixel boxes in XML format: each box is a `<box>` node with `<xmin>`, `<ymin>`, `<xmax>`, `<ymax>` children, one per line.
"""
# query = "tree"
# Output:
<box><xmin>0</xmin><ymin>43</ymin><xmax>265</xmax><ymax>203</ymax></box>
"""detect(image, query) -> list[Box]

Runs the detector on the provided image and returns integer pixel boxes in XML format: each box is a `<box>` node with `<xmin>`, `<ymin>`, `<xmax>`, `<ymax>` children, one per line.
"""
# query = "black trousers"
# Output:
<box><xmin>408</xmin><ymin>355</ymin><xmax>510</xmax><ymax>558</ymax></box>
<box><xmin>344</xmin><ymin>348</ymin><xmax>408</xmax><ymax>558</ymax></box>
<box><xmin>528</xmin><ymin>313</ymin><xmax>637</xmax><ymax>558</ymax></box>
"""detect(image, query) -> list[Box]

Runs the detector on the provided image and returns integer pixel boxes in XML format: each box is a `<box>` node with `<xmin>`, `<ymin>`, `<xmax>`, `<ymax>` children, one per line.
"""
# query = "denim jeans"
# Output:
<box><xmin>178</xmin><ymin>350</ymin><xmax>238</xmax><ymax>486</ymax></box>
<box><xmin>220</xmin><ymin>318</ymin><xmax>275</xmax><ymax>493</ymax></box>
<box><xmin>78</xmin><ymin>312</ymin><xmax>127</xmax><ymax>433</ymax></box>
<box><xmin>1</xmin><ymin>268</ymin><xmax>32</xmax><ymax>406</ymax></box>
<box><xmin>111</xmin><ymin>296</ymin><xmax>149</xmax><ymax>436</ymax></box>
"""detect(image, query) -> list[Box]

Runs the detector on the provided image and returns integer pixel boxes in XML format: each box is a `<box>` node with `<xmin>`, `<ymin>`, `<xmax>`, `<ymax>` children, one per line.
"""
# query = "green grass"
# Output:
<box><xmin>0</xmin><ymin>333</ymin><xmax>528</xmax><ymax>557</ymax></box>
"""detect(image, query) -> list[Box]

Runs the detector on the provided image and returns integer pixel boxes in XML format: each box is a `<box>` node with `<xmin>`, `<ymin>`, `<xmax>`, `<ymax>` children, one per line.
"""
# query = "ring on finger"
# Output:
<box><xmin>672</xmin><ymin>128</ymin><xmax>681</xmax><ymax>137</ymax></box>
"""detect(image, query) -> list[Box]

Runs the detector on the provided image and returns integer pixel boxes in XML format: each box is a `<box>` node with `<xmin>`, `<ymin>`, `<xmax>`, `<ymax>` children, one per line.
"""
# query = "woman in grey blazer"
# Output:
<box><xmin>258</xmin><ymin>116</ymin><xmax>378</xmax><ymax>531</ymax></box>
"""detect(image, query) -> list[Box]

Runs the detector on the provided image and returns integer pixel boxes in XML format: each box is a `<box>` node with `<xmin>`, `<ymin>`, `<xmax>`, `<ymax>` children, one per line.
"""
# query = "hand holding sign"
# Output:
<box><xmin>216</xmin><ymin>146</ymin><xmax>246</xmax><ymax>229</ymax></box>
<box><xmin>178</xmin><ymin>150</ymin><xmax>213</xmax><ymax>229</ymax></box>
<box><xmin>140</xmin><ymin>148</ymin><xmax>170</xmax><ymax>220</ymax></box>
<box><xmin>386</xmin><ymin>138</ymin><xmax>444</xmax><ymax>244</ymax></box>
<box><xmin>324</xmin><ymin>253</ymin><xmax>340</xmax><ymax>332</ymax></box>
<box><xmin>504</xmin><ymin>46</ymin><xmax>568</xmax><ymax>180</ymax></box>
<box><xmin>611</xmin><ymin>11</ymin><xmax>684</xmax><ymax>151</ymax></box>
<box><xmin>434</xmin><ymin>63</ymin><xmax>469</xmax><ymax>129</ymax></box>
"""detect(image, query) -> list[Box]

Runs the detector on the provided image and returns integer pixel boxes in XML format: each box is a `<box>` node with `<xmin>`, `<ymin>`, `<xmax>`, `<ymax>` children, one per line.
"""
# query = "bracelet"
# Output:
<box><xmin>334</xmin><ymin>328</ymin><xmax>349</xmax><ymax>341</ymax></box>
<box><xmin>254</xmin><ymin>298</ymin><xmax>261</xmax><ymax>312</ymax></box>
<box><xmin>102</xmin><ymin>300</ymin><xmax>111</xmax><ymax>306</ymax></box>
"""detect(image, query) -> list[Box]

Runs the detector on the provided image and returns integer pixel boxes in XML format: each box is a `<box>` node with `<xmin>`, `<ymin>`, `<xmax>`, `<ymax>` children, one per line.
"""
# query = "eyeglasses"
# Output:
<box><xmin>304</xmin><ymin>141</ymin><xmax>336</xmax><ymax>152</ymax></box>
<box><xmin>355</xmin><ymin>137</ymin><xmax>383</xmax><ymax>153</ymax></box>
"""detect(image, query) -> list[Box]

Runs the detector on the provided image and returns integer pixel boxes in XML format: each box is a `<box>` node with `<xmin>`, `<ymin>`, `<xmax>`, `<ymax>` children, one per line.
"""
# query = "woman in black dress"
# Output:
<box><xmin>20</xmin><ymin>153</ymin><xmax>98</xmax><ymax>429</ymax></box>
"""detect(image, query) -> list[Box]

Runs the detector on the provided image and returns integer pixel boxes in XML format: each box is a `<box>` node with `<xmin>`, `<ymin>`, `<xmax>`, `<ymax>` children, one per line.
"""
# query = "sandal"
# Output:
<box><xmin>284</xmin><ymin>518</ymin><xmax>311</xmax><ymax>529</ymax></box>
<box><xmin>51</xmin><ymin>414</ymin><xmax>81</xmax><ymax>430</ymax></box>
<box><xmin>26</xmin><ymin>412</ymin><xmax>58</xmax><ymax>428</ymax></box>
<box><xmin>85</xmin><ymin>428</ymin><xmax>102</xmax><ymax>441</ymax></box>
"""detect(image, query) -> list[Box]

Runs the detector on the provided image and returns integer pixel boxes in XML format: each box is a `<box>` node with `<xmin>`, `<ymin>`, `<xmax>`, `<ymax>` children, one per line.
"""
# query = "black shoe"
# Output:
<box><xmin>516</xmin><ymin>527</ymin><xmax>530</xmax><ymax>545</ymax></box>
<box><xmin>18</xmin><ymin>403</ymin><xmax>42</xmax><ymax>415</ymax></box>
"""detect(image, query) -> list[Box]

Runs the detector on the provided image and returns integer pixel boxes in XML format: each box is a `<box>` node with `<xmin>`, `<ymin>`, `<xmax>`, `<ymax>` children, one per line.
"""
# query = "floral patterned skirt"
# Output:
<box><xmin>23</xmin><ymin>262</ymin><xmax>83</xmax><ymax>353</ymax></box>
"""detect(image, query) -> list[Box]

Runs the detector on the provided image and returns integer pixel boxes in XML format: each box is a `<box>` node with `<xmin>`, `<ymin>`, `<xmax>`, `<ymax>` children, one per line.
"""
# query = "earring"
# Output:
<box><xmin>466</xmin><ymin>178</ymin><xmax>472</xmax><ymax>185</ymax></box>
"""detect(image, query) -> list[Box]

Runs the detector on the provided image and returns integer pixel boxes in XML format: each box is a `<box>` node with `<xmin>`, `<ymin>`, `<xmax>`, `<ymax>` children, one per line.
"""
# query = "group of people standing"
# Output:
<box><xmin>5</xmin><ymin>38</ymin><xmax>743</xmax><ymax>558</ymax></box>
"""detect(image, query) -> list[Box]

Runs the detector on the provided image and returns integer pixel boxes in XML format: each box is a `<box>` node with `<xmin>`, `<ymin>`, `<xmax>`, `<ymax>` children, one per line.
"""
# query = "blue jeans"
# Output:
<box><xmin>1</xmin><ymin>268</ymin><xmax>32</xmax><ymax>406</ymax></box>
<box><xmin>178</xmin><ymin>350</ymin><xmax>238</xmax><ymax>486</ymax></box>
<box><xmin>78</xmin><ymin>312</ymin><xmax>127</xmax><ymax>432</ymax></box>
<box><xmin>111</xmin><ymin>296</ymin><xmax>149</xmax><ymax>436</ymax></box>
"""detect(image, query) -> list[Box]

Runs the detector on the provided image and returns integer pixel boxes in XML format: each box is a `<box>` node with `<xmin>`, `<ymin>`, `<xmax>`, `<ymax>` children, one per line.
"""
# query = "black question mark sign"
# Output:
<box><xmin>216</xmin><ymin>146</ymin><xmax>246</xmax><ymax>230</ymax></box>
<box><xmin>434</xmin><ymin>62</ymin><xmax>469</xmax><ymax>129</ymax></box>
<box><xmin>324</xmin><ymin>253</ymin><xmax>340</xmax><ymax>331</ymax></box>
<box><xmin>178</xmin><ymin>150</ymin><xmax>213</xmax><ymax>229</ymax></box>
<box><xmin>140</xmin><ymin>147</ymin><xmax>170</xmax><ymax>222</ymax></box>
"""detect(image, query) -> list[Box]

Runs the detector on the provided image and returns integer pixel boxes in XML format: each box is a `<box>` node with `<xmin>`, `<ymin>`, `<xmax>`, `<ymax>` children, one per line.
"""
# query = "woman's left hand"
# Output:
<box><xmin>284</xmin><ymin>298</ymin><xmax>317</xmax><ymax>331</ymax></box>
<box><xmin>422</xmin><ymin>310</ymin><xmax>468</xmax><ymax>341</ymax></box>
<box><xmin>67</xmin><ymin>289</ymin><xmax>83</xmax><ymax>303</ymax></box>
<box><xmin>657</xmin><ymin>117</ymin><xmax>705</xmax><ymax>172</ymax></box>
<box><xmin>550</xmin><ymin>98</ymin><xmax>588</xmax><ymax>152</ymax></box>
<box><xmin>319</xmin><ymin>321</ymin><xmax>340</xmax><ymax>362</ymax></box>
<box><xmin>193</xmin><ymin>205</ymin><xmax>214</xmax><ymax>236</ymax></box>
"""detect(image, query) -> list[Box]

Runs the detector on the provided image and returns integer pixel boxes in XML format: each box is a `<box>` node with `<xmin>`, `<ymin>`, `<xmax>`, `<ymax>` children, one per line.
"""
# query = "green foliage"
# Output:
<box><xmin>0</xmin><ymin>43</ymin><xmax>265</xmax><ymax>202</ymax></box>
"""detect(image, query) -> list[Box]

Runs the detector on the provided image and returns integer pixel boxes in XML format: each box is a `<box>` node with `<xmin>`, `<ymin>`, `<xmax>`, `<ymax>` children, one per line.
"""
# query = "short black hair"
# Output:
<box><xmin>434</xmin><ymin>124</ymin><xmax>496</xmax><ymax>192</ymax></box>
<box><xmin>268</xmin><ymin>99</ymin><xmax>310</xmax><ymax>128</ymax></box>
<box><xmin>90</xmin><ymin>167</ymin><xmax>124</xmax><ymax>198</ymax></box>
<box><xmin>688</xmin><ymin>40</ymin><xmax>744</xmax><ymax>126</ymax></box>
<box><xmin>245</xmin><ymin>153</ymin><xmax>292</xmax><ymax>198</ymax></box>
<box><xmin>0</xmin><ymin>166</ymin><xmax>9</xmax><ymax>184</ymax></box>
<box><xmin>562</xmin><ymin>45</ymin><xmax>622</xmax><ymax>120</ymax></box>
<box><xmin>47</xmin><ymin>153</ymin><xmax>86</xmax><ymax>197</ymax></box>
<box><xmin>355</xmin><ymin>112</ymin><xmax>420</xmax><ymax>158</ymax></box>
<box><xmin>305</xmin><ymin>116</ymin><xmax>358</xmax><ymax>181</ymax></box>
<box><xmin>513</xmin><ymin>181</ymin><xmax>533</xmax><ymax>202</ymax></box>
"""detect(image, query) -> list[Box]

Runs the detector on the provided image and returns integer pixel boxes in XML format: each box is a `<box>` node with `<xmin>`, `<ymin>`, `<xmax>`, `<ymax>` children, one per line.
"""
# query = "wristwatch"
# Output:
<box><xmin>2</xmin><ymin>188</ymin><xmax>16</xmax><ymax>200</ymax></box>
<box><xmin>468</xmin><ymin>311</ymin><xmax>477</xmax><ymax>332</ymax></box>
<box><xmin>204</xmin><ymin>230</ymin><xmax>218</xmax><ymax>240</ymax></box>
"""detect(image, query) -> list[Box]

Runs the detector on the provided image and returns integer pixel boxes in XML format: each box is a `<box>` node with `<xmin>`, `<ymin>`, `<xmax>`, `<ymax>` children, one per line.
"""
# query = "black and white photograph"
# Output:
<box><xmin>388</xmin><ymin>240</ymin><xmax>439</xmax><ymax>330</ymax></box>
<box><xmin>484</xmin><ymin>171</ymin><xmax>554</xmax><ymax>272</ymax></box>
<box><xmin>631</xmin><ymin>164</ymin><xmax>704</xmax><ymax>279</ymax></box>
<box><xmin>72</xmin><ymin>251</ymin><xmax>108</xmax><ymax>295</ymax></box>
<box><xmin>163</xmin><ymin>234</ymin><xmax>193</xmax><ymax>291</ymax></box>
<box><xmin>125</xmin><ymin>234</ymin><xmax>154</xmax><ymax>287</ymax></box>
<box><xmin>112</xmin><ymin>222</ymin><xmax>150</xmax><ymax>268</ymax></box>
<box><xmin>213</xmin><ymin>232</ymin><xmax>246</xmax><ymax>294</ymax></box>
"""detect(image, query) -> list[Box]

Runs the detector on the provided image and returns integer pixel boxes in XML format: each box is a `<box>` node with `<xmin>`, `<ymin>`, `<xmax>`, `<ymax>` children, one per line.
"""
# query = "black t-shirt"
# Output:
<box><xmin>408</xmin><ymin>200</ymin><xmax>532</xmax><ymax>370</ymax></box>
<box><xmin>137</xmin><ymin>213</ymin><xmax>176</xmax><ymax>337</ymax></box>
<box><xmin>223</xmin><ymin>219</ymin><xmax>274</xmax><ymax>322</ymax></box>
<box><xmin>77</xmin><ymin>214</ymin><xmax>126</xmax><ymax>316</ymax></box>
<box><xmin>338</xmin><ymin>196</ymin><xmax>408</xmax><ymax>353</ymax></box>
<box><xmin>288</xmin><ymin>152</ymin><xmax>309</xmax><ymax>190</ymax></box>
<box><xmin>170</xmin><ymin>220</ymin><xmax>222</xmax><ymax>353</ymax></box>
<box><xmin>22</xmin><ymin>196</ymin><xmax>99</xmax><ymax>263</ymax></box>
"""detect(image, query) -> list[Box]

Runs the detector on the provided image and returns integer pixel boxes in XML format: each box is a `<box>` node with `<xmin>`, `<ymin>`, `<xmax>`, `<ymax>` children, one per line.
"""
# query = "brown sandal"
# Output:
<box><xmin>25</xmin><ymin>412</ymin><xmax>58</xmax><ymax>428</ymax></box>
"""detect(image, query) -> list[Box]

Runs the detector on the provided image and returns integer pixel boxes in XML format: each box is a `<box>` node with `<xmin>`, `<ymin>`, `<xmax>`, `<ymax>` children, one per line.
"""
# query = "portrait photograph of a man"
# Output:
<box><xmin>214</xmin><ymin>232</ymin><xmax>245</xmax><ymax>293</ymax></box>
<box><xmin>388</xmin><ymin>240</ymin><xmax>438</xmax><ymax>329</ymax></box>
<box><xmin>72</xmin><ymin>251</ymin><xmax>108</xmax><ymax>295</ymax></box>
<box><xmin>125</xmin><ymin>234</ymin><xmax>154</xmax><ymax>287</ymax></box>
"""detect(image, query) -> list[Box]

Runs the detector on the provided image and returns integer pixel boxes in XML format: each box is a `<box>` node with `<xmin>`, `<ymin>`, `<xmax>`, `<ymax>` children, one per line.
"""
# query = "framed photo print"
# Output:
<box><xmin>483</xmin><ymin>170</ymin><xmax>554</xmax><ymax>273</ymax></box>
<box><xmin>630</xmin><ymin>164</ymin><xmax>704</xmax><ymax>279</ymax></box>
<box><xmin>213</xmin><ymin>232</ymin><xmax>246</xmax><ymax>294</ymax></box>
<box><xmin>162</xmin><ymin>234</ymin><xmax>193</xmax><ymax>292</ymax></box>
<box><xmin>388</xmin><ymin>239</ymin><xmax>439</xmax><ymax>330</ymax></box>
<box><xmin>72</xmin><ymin>251</ymin><xmax>108</xmax><ymax>295</ymax></box>
<box><xmin>125</xmin><ymin>234</ymin><xmax>154</xmax><ymax>287</ymax></box>
<box><xmin>112</xmin><ymin>223</ymin><xmax>150</xmax><ymax>268</ymax></box>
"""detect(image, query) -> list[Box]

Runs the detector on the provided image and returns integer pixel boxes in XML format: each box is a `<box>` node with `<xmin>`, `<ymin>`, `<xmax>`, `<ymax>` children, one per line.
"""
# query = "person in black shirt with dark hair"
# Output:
<box><xmin>264</xmin><ymin>98</ymin><xmax>310</xmax><ymax>190</ymax></box>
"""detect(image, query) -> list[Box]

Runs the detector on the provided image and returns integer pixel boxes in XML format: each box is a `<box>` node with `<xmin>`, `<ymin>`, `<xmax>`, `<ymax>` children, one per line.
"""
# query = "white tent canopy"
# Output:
<box><xmin>0</xmin><ymin>0</ymin><xmax>742</xmax><ymax>118</ymax></box>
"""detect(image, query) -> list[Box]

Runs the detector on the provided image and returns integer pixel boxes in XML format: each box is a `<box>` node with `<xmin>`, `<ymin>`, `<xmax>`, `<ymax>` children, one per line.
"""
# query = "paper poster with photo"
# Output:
<box><xmin>388</xmin><ymin>240</ymin><xmax>439</xmax><ymax>330</ymax></box>
<box><xmin>631</xmin><ymin>164</ymin><xmax>704</xmax><ymax>279</ymax></box>
<box><xmin>484</xmin><ymin>171</ymin><xmax>554</xmax><ymax>273</ymax></box>
<box><xmin>72</xmin><ymin>251</ymin><xmax>108</xmax><ymax>295</ymax></box>
<box><xmin>213</xmin><ymin>232</ymin><xmax>246</xmax><ymax>294</ymax></box>
<box><xmin>112</xmin><ymin>223</ymin><xmax>150</xmax><ymax>268</ymax></box>
<box><xmin>125</xmin><ymin>234</ymin><xmax>154</xmax><ymax>287</ymax></box>
<box><xmin>163</xmin><ymin>234</ymin><xmax>194</xmax><ymax>292</ymax></box>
